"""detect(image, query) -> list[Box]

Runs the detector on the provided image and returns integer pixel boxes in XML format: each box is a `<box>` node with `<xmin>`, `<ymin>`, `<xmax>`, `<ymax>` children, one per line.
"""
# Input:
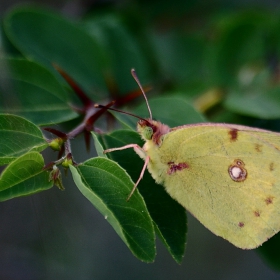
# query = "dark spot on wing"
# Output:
<box><xmin>265</xmin><ymin>196</ymin><xmax>274</xmax><ymax>205</ymax></box>
<box><xmin>254</xmin><ymin>210</ymin><xmax>260</xmax><ymax>217</ymax></box>
<box><xmin>255</xmin><ymin>144</ymin><xmax>262</xmax><ymax>152</ymax></box>
<box><xmin>167</xmin><ymin>162</ymin><xmax>189</xmax><ymax>175</ymax></box>
<box><xmin>238</xmin><ymin>222</ymin><xmax>244</xmax><ymax>228</ymax></box>
<box><xmin>229</xmin><ymin>129</ymin><xmax>238</xmax><ymax>141</ymax></box>
<box><xmin>269</xmin><ymin>162</ymin><xmax>275</xmax><ymax>171</ymax></box>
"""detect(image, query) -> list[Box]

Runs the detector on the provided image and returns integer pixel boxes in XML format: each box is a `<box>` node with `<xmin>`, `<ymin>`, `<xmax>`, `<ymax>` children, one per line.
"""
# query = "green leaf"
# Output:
<box><xmin>0</xmin><ymin>114</ymin><xmax>47</xmax><ymax>166</ymax></box>
<box><xmin>134</xmin><ymin>97</ymin><xmax>205</xmax><ymax>127</ymax></box>
<box><xmin>84</xmin><ymin>13</ymin><xmax>151</xmax><ymax>95</ymax></box>
<box><xmin>0</xmin><ymin>57</ymin><xmax>78</xmax><ymax>125</ymax></box>
<box><xmin>70</xmin><ymin>158</ymin><xmax>156</xmax><ymax>262</ymax></box>
<box><xmin>207</xmin><ymin>10</ymin><xmax>272</xmax><ymax>85</ymax></box>
<box><xmin>3</xmin><ymin>6</ymin><xmax>107</xmax><ymax>98</ymax></box>
<box><xmin>110</xmin><ymin>111</ymin><xmax>136</xmax><ymax>130</ymax></box>
<box><xmin>108</xmin><ymin>97</ymin><xmax>205</xmax><ymax>131</ymax></box>
<box><xmin>225</xmin><ymin>87</ymin><xmax>280</xmax><ymax>119</ymax></box>
<box><xmin>224</xmin><ymin>69</ymin><xmax>280</xmax><ymax>119</ymax></box>
<box><xmin>97</xmin><ymin>98</ymin><xmax>203</xmax><ymax>262</ymax></box>
<box><xmin>91</xmin><ymin>132</ymin><xmax>107</xmax><ymax>158</ymax></box>
<box><xmin>0</xmin><ymin>151</ymin><xmax>52</xmax><ymax>201</ymax></box>
<box><xmin>99</xmin><ymin>130</ymin><xmax>187</xmax><ymax>263</ymax></box>
<box><xmin>150</xmin><ymin>30</ymin><xmax>205</xmax><ymax>86</ymax></box>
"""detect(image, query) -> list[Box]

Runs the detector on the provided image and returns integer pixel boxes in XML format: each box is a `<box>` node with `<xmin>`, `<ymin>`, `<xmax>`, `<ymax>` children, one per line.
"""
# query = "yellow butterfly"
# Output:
<box><xmin>98</xmin><ymin>69</ymin><xmax>280</xmax><ymax>249</ymax></box>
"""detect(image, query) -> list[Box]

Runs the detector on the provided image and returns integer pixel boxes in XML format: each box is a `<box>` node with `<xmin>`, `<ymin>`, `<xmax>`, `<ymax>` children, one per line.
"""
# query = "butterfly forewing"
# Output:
<box><xmin>146</xmin><ymin>124</ymin><xmax>280</xmax><ymax>249</ymax></box>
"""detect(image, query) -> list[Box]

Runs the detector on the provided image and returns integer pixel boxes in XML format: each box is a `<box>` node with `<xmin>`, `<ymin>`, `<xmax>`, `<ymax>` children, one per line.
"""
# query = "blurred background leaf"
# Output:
<box><xmin>3</xmin><ymin>6</ymin><xmax>108</xmax><ymax>98</ymax></box>
<box><xmin>0</xmin><ymin>57</ymin><xmax>78</xmax><ymax>125</ymax></box>
<box><xmin>1</xmin><ymin>1</ymin><xmax>280</xmax><ymax>279</ymax></box>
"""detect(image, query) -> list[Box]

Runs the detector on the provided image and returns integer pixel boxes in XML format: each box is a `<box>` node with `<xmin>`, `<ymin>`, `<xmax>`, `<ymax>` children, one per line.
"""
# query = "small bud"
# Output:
<box><xmin>48</xmin><ymin>138</ymin><xmax>64</xmax><ymax>151</ymax></box>
<box><xmin>61</xmin><ymin>157</ymin><xmax>73</xmax><ymax>168</ymax></box>
<box><xmin>49</xmin><ymin>165</ymin><xmax>65</xmax><ymax>190</ymax></box>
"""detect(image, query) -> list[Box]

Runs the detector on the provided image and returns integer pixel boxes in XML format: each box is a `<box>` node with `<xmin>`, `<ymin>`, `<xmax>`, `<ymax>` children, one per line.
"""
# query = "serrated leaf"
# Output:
<box><xmin>0</xmin><ymin>114</ymin><xmax>48</xmax><ymax>166</ymax></box>
<box><xmin>0</xmin><ymin>151</ymin><xmax>52</xmax><ymax>201</ymax></box>
<box><xmin>3</xmin><ymin>6</ymin><xmax>107</xmax><ymax>98</ymax></box>
<box><xmin>70</xmin><ymin>158</ymin><xmax>156</xmax><ymax>262</ymax></box>
<box><xmin>99</xmin><ymin>130</ymin><xmax>187</xmax><ymax>263</ymax></box>
<box><xmin>0</xmin><ymin>57</ymin><xmax>78</xmax><ymax>125</ymax></box>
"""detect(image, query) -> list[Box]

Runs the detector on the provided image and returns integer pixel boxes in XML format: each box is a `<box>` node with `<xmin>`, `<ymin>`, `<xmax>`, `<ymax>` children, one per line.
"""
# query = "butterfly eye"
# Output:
<box><xmin>143</xmin><ymin>126</ymin><xmax>153</xmax><ymax>140</ymax></box>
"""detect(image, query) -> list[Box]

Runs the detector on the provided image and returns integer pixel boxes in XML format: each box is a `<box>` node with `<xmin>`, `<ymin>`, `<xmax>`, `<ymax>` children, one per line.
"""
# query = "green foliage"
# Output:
<box><xmin>0</xmin><ymin>114</ymin><xmax>47</xmax><ymax>165</ymax></box>
<box><xmin>70</xmin><ymin>158</ymin><xmax>155</xmax><ymax>262</ymax></box>
<box><xmin>224</xmin><ymin>69</ymin><xmax>280</xmax><ymax>119</ymax></box>
<box><xmin>1</xmin><ymin>2</ymin><xmax>280</xmax><ymax>272</ymax></box>
<box><xmin>3</xmin><ymin>6</ymin><xmax>107</xmax><ymax>96</ymax></box>
<box><xmin>0</xmin><ymin>151</ymin><xmax>52</xmax><ymax>201</ymax></box>
<box><xmin>0</xmin><ymin>58</ymin><xmax>78</xmax><ymax>124</ymax></box>
<box><xmin>98</xmin><ymin>128</ymin><xmax>187</xmax><ymax>263</ymax></box>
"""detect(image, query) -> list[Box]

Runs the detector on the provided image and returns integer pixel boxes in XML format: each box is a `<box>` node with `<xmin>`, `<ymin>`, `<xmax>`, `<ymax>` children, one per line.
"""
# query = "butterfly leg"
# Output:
<box><xmin>127</xmin><ymin>155</ymin><xmax>150</xmax><ymax>201</ymax></box>
<box><xmin>104</xmin><ymin>144</ymin><xmax>140</xmax><ymax>153</ymax></box>
<box><xmin>104</xmin><ymin>144</ymin><xmax>146</xmax><ymax>159</ymax></box>
<box><xmin>104</xmin><ymin>144</ymin><xmax>149</xmax><ymax>200</ymax></box>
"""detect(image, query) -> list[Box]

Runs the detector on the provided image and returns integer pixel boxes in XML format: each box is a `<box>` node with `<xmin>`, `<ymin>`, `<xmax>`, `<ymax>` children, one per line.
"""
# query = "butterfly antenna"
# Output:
<box><xmin>94</xmin><ymin>104</ymin><xmax>148</xmax><ymax>123</ymax></box>
<box><xmin>131</xmin><ymin>69</ymin><xmax>153</xmax><ymax>120</ymax></box>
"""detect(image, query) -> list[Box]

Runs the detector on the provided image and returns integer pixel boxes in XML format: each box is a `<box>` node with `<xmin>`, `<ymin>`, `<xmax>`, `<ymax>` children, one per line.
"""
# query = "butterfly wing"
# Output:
<box><xmin>147</xmin><ymin>124</ymin><xmax>280</xmax><ymax>249</ymax></box>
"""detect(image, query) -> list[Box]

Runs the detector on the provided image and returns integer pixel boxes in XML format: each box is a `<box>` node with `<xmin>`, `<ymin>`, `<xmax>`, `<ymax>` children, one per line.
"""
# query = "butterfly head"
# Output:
<box><xmin>137</xmin><ymin>119</ymin><xmax>170</xmax><ymax>146</ymax></box>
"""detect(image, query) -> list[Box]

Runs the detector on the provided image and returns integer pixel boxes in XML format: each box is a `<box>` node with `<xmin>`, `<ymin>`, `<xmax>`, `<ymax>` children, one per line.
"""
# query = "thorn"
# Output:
<box><xmin>53</xmin><ymin>63</ymin><xmax>93</xmax><ymax>107</ymax></box>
